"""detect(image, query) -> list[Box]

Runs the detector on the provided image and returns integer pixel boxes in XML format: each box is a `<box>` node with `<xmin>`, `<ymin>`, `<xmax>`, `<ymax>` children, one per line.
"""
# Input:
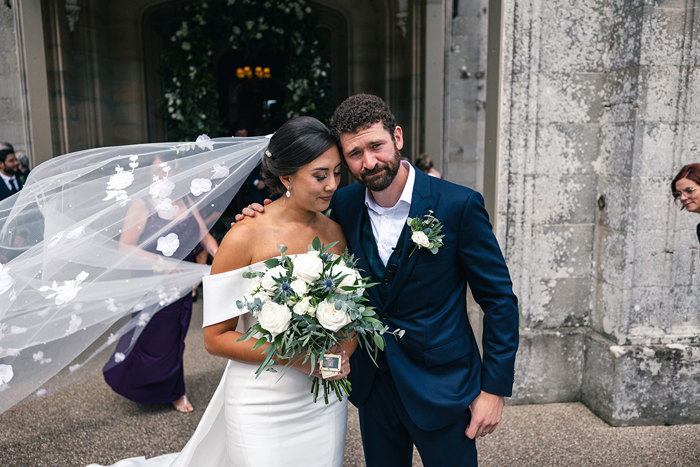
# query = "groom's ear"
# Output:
<box><xmin>393</xmin><ymin>126</ymin><xmax>404</xmax><ymax>151</ymax></box>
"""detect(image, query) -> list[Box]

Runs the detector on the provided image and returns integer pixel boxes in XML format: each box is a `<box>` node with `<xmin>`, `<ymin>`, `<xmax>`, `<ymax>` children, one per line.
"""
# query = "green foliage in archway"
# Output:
<box><xmin>154</xmin><ymin>0</ymin><xmax>333</xmax><ymax>141</ymax></box>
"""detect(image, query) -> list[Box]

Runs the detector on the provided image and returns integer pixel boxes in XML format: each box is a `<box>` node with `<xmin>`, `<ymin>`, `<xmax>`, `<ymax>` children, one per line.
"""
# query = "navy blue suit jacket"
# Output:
<box><xmin>330</xmin><ymin>168</ymin><xmax>519</xmax><ymax>431</ymax></box>
<box><xmin>0</xmin><ymin>177</ymin><xmax>22</xmax><ymax>202</ymax></box>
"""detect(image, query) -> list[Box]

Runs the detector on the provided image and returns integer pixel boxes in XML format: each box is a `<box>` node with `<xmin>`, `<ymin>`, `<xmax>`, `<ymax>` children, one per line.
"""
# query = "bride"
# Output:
<box><xmin>88</xmin><ymin>116</ymin><xmax>355</xmax><ymax>467</ymax></box>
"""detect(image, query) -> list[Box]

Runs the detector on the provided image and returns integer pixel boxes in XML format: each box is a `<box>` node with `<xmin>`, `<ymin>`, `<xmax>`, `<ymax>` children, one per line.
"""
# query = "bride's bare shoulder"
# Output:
<box><xmin>319</xmin><ymin>214</ymin><xmax>347</xmax><ymax>252</ymax></box>
<box><xmin>211</xmin><ymin>218</ymin><xmax>262</xmax><ymax>274</ymax></box>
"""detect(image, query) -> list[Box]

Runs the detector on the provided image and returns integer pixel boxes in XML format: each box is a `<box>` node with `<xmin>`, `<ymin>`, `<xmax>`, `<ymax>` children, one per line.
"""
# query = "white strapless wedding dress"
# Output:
<box><xmin>88</xmin><ymin>261</ymin><xmax>347</xmax><ymax>467</ymax></box>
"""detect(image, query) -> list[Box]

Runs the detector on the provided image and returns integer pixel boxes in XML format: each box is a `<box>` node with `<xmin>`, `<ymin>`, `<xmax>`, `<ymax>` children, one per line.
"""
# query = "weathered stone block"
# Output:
<box><xmin>628</xmin><ymin>175</ymin><xmax>676</xmax><ymax>230</ymax></box>
<box><xmin>531</xmin><ymin>224</ymin><xmax>595</xmax><ymax>280</ymax></box>
<box><xmin>605</xmin><ymin>8</ymin><xmax>644</xmax><ymax>70</ymax></box>
<box><xmin>596</xmin><ymin>122</ymin><xmax>635</xmax><ymax>177</ymax></box>
<box><xmin>601</xmin><ymin>67</ymin><xmax>640</xmax><ymax>111</ymax></box>
<box><xmin>628</xmin><ymin>286</ymin><xmax>700</xmax><ymax>343</ymax></box>
<box><xmin>535</xmin><ymin>123</ymin><xmax>599</xmax><ymax>175</ymax></box>
<box><xmin>542</xmin><ymin>0</ymin><xmax>607</xmax><ymax>73</ymax></box>
<box><xmin>510</xmin><ymin>328</ymin><xmax>584</xmax><ymax>403</ymax></box>
<box><xmin>640</xmin><ymin>7</ymin><xmax>688</xmax><ymax>67</ymax></box>
<box><xmin>582</xmin><ymin>331</ymin><xmax>700</xmax><ymax>426</ymax></box>
<box><xmin>635</xmin><ymin>122</ymin><xmax>680</xmax><ymax>178</ymax></box>
<box><xmin>638</xmin><ymin>66</ymin><xmax>684</xmax><ymax>123</ymax></box>
<box><xmin>591</xmin><ymin>279</ymin><xmax>630</xmax><ymax>341</ymax></box>
<box><xmin>531</xmin><ymin>173</ymin><xmax>597</xmax><ymax>225</ymax></box>
<box><xmin>630</xmin><ymin>229</ymin><xmax>675</xmax><ymax>287</ymax></box>
<box><xmin>522</xmin><ymin>277</ymin><xmax>592</xmax><ymax>328</ymax></box>
<box><xmin>536</xmin><ymin>72</ymin><xmax>605</xmax><ymax>124</ymax></box>
<box><xmin>594</xmin><ymin>226</ymin><xmax>631</xmax><ymax>286</ymax></box>
<box><xmin>594</xmin><ymin>174</ymin><xmax>634</xmax><ymax>231</ymax></box>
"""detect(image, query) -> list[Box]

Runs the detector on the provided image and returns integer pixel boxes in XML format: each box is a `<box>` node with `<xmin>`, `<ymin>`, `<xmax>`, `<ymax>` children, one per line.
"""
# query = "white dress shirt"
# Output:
<box><xmin>0</xmin><ymin>172</ymin><xmax>18</xmax><ymax>192</ymax></box>
<box><xmin>364</xmin><ymin>161</ymin><xmax>416</xmax><ymax>265</ymax></box>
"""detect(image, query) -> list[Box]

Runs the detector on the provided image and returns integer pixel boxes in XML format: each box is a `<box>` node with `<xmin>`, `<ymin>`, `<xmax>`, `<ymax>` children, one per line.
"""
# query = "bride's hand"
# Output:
<box><xmin>323</xmin><ymin>348</ymin><xmax>351</xmax><ymax>381</ymax></box>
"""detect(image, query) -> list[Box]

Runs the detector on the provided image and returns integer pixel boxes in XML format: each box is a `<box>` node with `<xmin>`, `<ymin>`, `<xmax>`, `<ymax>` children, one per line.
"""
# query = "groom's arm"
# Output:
<box><xmin>457</xmin><ymin>190</ymin><xmax>519</xmax><ymax>395</ymax></box>
<box><xmin>456</xmin><ymin>190</ymin><xmax>519</xmax><ymax>437</ymax></box>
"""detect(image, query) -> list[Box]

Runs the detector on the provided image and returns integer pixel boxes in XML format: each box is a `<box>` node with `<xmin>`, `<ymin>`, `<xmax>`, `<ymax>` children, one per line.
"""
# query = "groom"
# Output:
<box><xmin>328</xmin><ymin>94</ymin><xmax>518</xmax><ymax>466</ymax></box>
<box><xmin>241</xmin><ymin>94</ymin><xmax>518</xmax><ymax>466</ymax></box>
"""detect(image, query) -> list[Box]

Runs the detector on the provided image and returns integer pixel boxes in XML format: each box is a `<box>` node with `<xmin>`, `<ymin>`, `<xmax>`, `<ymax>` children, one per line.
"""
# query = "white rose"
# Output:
<box><xmin>292</xmin><ymin>252</ymin><xmax>323</xmax><ymax>283</ymax></box>
<box><xmin>247</xmin><ymin>277</ymin><xmax>263</xmax><ymax>295</ymax></box>
<box><xmin>258</xmin><ymin>301</ymin><xmax>291</xmax><ymax>337</ymax></box>
<box><xmin>293</xmin><ymin>296</ymin><xmax>313</xmax><ymax>315</ymax></box>
<box><xmin>411</xmin><ymin>230</ymin><xmax>430</xmax><ymax>248</ymax></box>
<box><xmin>190</xmin><ymin>178</ymin><xmax>212</xmax><ymax>196</ymax></box>
<box><xmin>155</xmin><ymin>198</ymin><xmax>179</xmax><ymax>220</ymax></box>
<box><xmin>156</xmin><ymin>233</ymin><xmax>180</xmax><ymax>257</ymax></box>
<box><xmin>332</xmin><ymin>264</ymin><xmax>361</xmax><ymax>294</ymax></box>
<box><xmin>0</xmin><ymin>364</ymin><xmax>13</xmax><ymax>386</ymax></box>
<box><xmin>261</xmin><ymin>265</ymin><xmax>287</xmax><ymax>290</ymax></box>
<box><xmin>290</xmin><ymin>279</ymin><xmax>307</xmax><ymax>296</ymax></box>
<box><xmin>316</xmin><ymin>300</ymin><xmax>351</xmax><ymax>332</ymax></box>
<box><xmin>149</xmin><ymin>177</ymin><xmax>175</xmax><ymax>199</ymax></box>
<box><xmin>211</xmin><ymin>163</ymin><xmax>229</xmax><ymax>179</ymax></box>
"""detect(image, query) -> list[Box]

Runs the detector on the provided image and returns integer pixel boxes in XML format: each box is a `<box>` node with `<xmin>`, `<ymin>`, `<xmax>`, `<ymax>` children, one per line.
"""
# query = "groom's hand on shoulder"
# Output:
<box><xmin>231</xmin><ymin>199</ymin><xmax>272</xmax><ymax>226</ymax></box>
<box><xmin>465</xmin><ymin>391</ymin><xmax>504</xmax><ymax>439</ymax></box>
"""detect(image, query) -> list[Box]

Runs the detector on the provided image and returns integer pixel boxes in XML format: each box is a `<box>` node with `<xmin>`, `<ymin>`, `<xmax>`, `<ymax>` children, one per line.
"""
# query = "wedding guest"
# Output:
<box><xmin>671</xmin><ymin>163</ymin><xmax>700</xmax><ymax>243</ymax></box>
<box><xmin>0</xmin><ymin>142</ymin><xmax>22</xmax><ymax>201</ymax></box>
<box><xmin>103</xmin><ymin>155</ymin><xmax>219</xmax><ymax>413</ymax></box>
<box><xmin>17</xmin><ymin>153</ymin><xmax>31</xmax><ymax>185</ymax></box>
<box><xmin>414</xmin><ymin>153</ymin><xmax>442</xmax><ymax>178</ymax></box>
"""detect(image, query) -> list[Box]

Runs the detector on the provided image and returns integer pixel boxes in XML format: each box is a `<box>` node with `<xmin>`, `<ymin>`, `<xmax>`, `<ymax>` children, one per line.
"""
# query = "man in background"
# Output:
<box><xmin>0</xmin><ymin>142</ymin><xmax>22</xmax><ymax>201</ymax></box>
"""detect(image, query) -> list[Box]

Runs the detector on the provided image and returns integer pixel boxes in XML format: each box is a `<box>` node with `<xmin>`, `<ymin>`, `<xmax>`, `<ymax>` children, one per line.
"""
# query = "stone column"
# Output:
<box><xmin>499</xmin><ymin>0</ymin><xmax>699</xmax><ymax>425</ymax></box>
<box><xmin>583</xmin><ymin>0</ymin><xmax>699</xmax><ymax>426</ymax></box>
<box><xmin>0</xmin><ymin>0</ymin><xmax>53</xmax><ymax>165</ymax></box>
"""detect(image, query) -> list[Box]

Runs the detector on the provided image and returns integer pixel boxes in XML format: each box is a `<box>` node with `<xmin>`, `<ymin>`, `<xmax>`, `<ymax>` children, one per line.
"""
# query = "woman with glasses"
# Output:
<box><xmin>671</xmin><ymin>163</ymin><xmax>700</xmax><ymax>243</ymax></box>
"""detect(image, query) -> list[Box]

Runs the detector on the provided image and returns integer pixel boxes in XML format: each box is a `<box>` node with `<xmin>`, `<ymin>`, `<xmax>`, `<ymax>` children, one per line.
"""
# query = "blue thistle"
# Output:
<box><xmin>323</xmin><ymin>278</ymin><xmax>334</xmax><ymax>291</ymax></box>
<box><xmin>280</xmin><ymin>281</ymin><xmax>292</xmax><ymax>292</ymax></box>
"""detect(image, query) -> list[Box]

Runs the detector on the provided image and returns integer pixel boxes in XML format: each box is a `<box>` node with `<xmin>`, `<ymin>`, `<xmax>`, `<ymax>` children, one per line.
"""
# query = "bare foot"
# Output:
<box><xmin>173</xmin><ymin>395</ymin><xmax>194</xmax><ymax>413</ymax></box>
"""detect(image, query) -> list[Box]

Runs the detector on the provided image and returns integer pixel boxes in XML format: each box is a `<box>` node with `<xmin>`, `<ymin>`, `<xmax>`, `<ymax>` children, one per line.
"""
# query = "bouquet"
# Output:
<box><xmin>236</xmin><ymin>237</ymin><xmax>401</xmax><ymax>403</ymax></box>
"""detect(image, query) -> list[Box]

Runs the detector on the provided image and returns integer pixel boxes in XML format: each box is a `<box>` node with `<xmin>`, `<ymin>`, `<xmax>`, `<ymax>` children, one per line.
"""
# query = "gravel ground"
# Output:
<box><xmin>1</xmin><ymin>301</ymin><xmax>697</xmax><ymax>466</ymax></box>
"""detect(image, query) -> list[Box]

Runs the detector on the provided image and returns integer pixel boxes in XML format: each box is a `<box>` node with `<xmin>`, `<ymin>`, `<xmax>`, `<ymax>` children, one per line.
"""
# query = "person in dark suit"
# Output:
<box><xmin>237</xmin><ymin>94</ymin><xmax>519</xmax><ymax>466</ymax></box>
<box><xmin>328</xmin><ymin>94</ymin><xmax>518</xmax><ymax>467</ymax></box>
<box><xmin>671</xmin><ymin>163</ymin><xmax>700</xmax><ymax>243</ymax></box>
<box><xmin>0</xmin><ymin>142</ymin><xmax>22</xmax><ymax>201</ymax></box>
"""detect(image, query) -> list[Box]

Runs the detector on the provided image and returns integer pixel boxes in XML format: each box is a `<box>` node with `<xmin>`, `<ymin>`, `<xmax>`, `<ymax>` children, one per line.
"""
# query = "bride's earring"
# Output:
<box><xmin>285</xmin><ymin>185</ymin><xmax>291</xmax><ymax>198</ymax></box>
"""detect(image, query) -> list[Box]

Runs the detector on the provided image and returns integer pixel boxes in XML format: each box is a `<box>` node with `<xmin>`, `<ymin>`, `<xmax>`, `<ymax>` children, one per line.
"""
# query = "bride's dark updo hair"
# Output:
<box><xmin>261</xmin><ymin>116</ymin><xmax>337</xmax><ymax>196</ymax></box>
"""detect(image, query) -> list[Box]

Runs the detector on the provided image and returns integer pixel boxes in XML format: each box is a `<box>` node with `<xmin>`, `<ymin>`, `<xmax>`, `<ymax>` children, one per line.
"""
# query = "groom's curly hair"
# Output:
<box><xmin>330</xmin><ymin>94</ymin><xmax>397</xmax><ymax>141</ymax></box>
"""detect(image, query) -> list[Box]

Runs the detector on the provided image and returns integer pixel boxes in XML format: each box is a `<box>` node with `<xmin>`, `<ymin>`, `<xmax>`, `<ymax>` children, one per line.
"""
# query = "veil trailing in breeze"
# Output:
<box><xmin>0</xmin><ymin>135</ymin><xmax>269</xmax><ymax>414</ymax></box>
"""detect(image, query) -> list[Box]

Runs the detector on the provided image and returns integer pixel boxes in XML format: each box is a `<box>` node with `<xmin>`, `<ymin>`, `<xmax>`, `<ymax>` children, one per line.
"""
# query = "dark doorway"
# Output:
<box><xmin>215</xmin><ymin>49</ymin><xmax>286</xmax><ymax>137</ymax></box>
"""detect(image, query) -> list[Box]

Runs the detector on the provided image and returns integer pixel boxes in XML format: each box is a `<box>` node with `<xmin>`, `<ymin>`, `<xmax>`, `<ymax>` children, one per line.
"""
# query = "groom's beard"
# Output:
<box><xmin>359</xmin><ymin>149</ymin><xmax>401</xmax><ymax>192</ymax></box>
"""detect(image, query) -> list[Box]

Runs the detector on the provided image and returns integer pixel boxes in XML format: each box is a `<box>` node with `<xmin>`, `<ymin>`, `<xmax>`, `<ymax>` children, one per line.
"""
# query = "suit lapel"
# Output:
<box><xmin>383</xmin><ymin>170</ymin><xmax>438</xmax><ymax>310</ymax></box>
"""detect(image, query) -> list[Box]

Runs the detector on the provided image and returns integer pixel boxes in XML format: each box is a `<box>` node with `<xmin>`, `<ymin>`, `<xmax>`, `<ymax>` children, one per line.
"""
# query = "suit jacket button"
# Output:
<box><xmin>383</xmin><ymin>278</ymin><xmax>390</xmax><ymax>285</ymax></box>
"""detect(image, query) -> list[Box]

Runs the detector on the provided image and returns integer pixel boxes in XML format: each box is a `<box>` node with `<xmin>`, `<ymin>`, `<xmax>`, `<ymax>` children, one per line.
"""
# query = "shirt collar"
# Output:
<box><xmin>0</xmin><ymin>172</ymin><xmax>15</xmax><ymax>182</ymax></box>
<box><xmin>364</xmin><ymin>161</ymin><xmax>415</xmax><ymax>214</ymax></box>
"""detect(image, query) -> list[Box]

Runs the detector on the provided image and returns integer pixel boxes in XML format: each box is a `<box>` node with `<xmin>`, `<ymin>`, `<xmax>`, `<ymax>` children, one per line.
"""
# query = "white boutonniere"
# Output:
<box><xmin>407</xmin><ymin>210</ymin><xmax>444</xmax><ymax>256</ymax></box>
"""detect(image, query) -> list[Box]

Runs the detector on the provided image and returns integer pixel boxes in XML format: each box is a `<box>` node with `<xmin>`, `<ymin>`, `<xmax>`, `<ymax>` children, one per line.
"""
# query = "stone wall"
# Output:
<box><xmin>0</xmin><ymin>3</ymin><xmax>28</xmax><ymax>157</ymax></box>
<box><xmin>499</xmin><ymin>0</ymin><xmax>699</xmax><ymax>425</ymax></box>
<box><xmin>444</xmin><ymin>0</ymin><xmax>489</xmax><ymax>192</ymax></box>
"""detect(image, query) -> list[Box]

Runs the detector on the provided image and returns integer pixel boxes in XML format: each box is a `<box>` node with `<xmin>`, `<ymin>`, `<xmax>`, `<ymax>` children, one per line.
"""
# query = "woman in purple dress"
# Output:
<box><xmin>103</xmin><ymin>156</ymin><xmax>218</xmax><ymax>413</ymax></box>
